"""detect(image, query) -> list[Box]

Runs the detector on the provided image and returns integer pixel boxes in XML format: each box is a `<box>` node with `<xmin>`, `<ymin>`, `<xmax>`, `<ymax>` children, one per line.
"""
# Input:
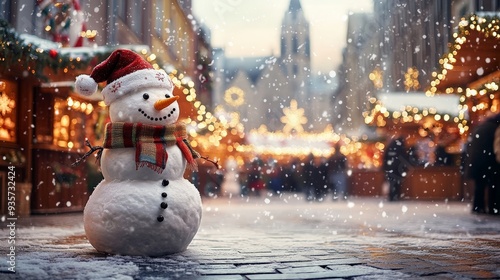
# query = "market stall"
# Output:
<box><xmin>0</xmin><ymin>22</ymin><xmax>109</xmax><ymax>214</ymax></box>
<box><xmin>425</xmin><ymin>14</ymin><xmax>500</xmax><ymax>199</ymax></box>
<box><xmin>364</xmin><ymin>91</ymin><xmax>464</xmax><ymax>200</ymax></box>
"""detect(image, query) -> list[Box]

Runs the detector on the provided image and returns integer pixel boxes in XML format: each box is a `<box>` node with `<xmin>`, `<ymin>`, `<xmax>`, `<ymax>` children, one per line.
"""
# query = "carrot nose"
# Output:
<box><xmin>154</xmin><ymin>96</ymin><xmax>179</xmax><ymax>111</ymax></box>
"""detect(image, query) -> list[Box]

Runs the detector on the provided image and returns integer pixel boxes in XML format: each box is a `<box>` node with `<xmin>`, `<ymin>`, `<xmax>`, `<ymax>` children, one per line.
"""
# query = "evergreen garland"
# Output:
<box><xmin>0</xmin><ymin>19</ymin><xmax>108</xmax><ymax>81</ymax></box>
<box><xmin>0</xmin><ymin>19</ymin><xmax>189</xmax><ymax>88</ymax></box>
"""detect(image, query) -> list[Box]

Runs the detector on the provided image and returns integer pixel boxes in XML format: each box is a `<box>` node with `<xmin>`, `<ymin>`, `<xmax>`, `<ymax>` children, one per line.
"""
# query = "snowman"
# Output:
<box><xmin>74</xmin><ymin>49</ymin><xmax>202</xmax><ymax>256</ymax></box>
<box><xmin>221</xmin><ymin>158</ymin><xmax>241</xmax><ymax>197</ymax></box>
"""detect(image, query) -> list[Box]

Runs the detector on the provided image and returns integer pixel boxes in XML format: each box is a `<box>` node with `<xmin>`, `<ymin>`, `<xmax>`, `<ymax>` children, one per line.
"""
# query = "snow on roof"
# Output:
<box><xmin>18</xmin><ymin>33</ymin><xmax>151</xmax><ymax>59</ymax></box>
<box><xmin>377</xmin><ymin>92</ymin><xmax>461</xmax><ymax>116</ymax></box>
<box><xmin>59</xmin><ymin>44</ymin><xmax>151</xmax><ymax>58</ymax></box>
<box><xmin>19</xmin><ymin>33</ymin><xmax>60</xmax><ymax>50</ymax></box>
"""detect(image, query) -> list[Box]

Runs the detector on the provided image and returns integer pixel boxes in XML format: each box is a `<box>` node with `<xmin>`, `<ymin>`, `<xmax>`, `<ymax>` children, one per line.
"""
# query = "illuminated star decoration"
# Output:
<box><xmin>281</xmin><ymin>99</ymin><xmax>307</xmax><ymax>134</ymax></box>
<box><xmin>0</xmin><ymin>93</ymin><xmax>14</xmax><ymax>116</ymax></box>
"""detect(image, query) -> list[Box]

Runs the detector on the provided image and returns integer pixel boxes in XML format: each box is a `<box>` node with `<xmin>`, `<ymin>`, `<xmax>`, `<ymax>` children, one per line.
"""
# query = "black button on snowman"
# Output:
<box><xmin>75</xmin><ymin>49</ymin><xmax>202</xmax><ymax>256</ymax></box>
<box><xmin>157</xmin><ymin>179</ymin><xmax>169</xmax><ymax>222</ymax></box>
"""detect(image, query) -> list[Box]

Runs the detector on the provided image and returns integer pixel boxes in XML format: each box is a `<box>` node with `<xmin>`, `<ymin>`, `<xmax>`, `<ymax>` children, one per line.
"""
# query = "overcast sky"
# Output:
<box><xmin>192</xmin><ymin>0</ymin><xmax>373</xmax><ymax>74</ymax></box>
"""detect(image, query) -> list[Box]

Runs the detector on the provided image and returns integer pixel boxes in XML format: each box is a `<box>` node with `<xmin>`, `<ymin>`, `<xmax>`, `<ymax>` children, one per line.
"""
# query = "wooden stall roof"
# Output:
<box><xmin>468</xmin><ymin>69</ymin><xmax>500</xmax><ymax>89</ymax></box>
<box><xmin>428</xmin><ymin>15</ymin><xmax>500</xmax><ymax>94</ymax></box>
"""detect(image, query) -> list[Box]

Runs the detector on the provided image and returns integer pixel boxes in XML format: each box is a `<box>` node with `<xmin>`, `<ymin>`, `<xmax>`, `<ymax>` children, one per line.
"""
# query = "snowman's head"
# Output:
<box><xmin>109</xmin><ymin>87</ymin><xmax>180</xmax><ymax>125</ymax></box>
<box><xmin>74</xmin><ymin>49</ymin><xmax>180</xmax><ymax>126</ymax></box>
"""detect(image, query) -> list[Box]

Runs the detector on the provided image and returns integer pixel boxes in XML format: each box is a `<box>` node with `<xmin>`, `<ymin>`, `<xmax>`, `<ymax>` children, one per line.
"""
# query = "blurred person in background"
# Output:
<box><xmin>465</xmin><ymin>113</ymin><xmax>500</xmax><ymax>215</ymax></box>
<box><xmin>327</xmin><ymin>143</ymin><xmax>348</xmax><ymax>200</ymax></box>
<box><xmin>247</xmin><ymin>158</ymin><xmax>266</xmax><ymax>196</ymax></box>
<box><xmin>303</xmin><ymin>154</ymin><xmax>315</xmax><ymax>200</ymax></box>
<box><xmin>383</xmin><ymin>136</ymin><xmax>408</xmax><ymax>201</ymax></box>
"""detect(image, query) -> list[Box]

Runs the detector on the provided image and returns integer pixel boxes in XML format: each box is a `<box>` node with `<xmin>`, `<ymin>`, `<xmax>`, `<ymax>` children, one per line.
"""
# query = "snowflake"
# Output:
<box><xmin>0</xmin><ymin>94</ymin><xmax>15</xmax><ymax>115</ymax></box>
<box><xmin>155</xmin><ymin>73</ymin><xmax>165</xmax><ymax>82</ymax></box>
<box><xmin>110</xmin><ymin>81</ymin><xmax>122</xmax><ymax>93</ymax></box>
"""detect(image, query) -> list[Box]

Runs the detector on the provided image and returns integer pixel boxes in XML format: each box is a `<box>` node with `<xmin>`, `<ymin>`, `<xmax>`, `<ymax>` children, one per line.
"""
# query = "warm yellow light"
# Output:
<box><xmin>61</xmin><ymin>115</ymin><xmax>70</xmax><ymax>127</ymax></box>
<box><xmin>224</xmin><ymin>87</ymin><xmax>245</xmax><ymax>107</ymax></box>
<box><xmin>281</xmin><ymin>99</ymin><xmax>307</xmax><ymax>134</ymax></box>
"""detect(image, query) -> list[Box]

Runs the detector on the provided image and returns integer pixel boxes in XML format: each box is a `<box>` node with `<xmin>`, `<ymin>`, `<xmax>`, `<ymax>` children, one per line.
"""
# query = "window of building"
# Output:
<box><xmin>281</xmin><ymin>36</ymin><xmax>287</xmax><ymax>56</ymax></box>
<box><xmin>155</xmin><ymin>0</ymin><xmax>164</xmax><ymax>37</ymax></box>
<box><xmin>476</xmin><ymin>0</ymin><xmax>500</xmax><ymax>10</ymax></box>
<box><xmin>0</xmin><ymin>0</ymin><xmax>12</xmax><ymax>22</ymax></box>
<box><xmin>34</xmin><ymin>88</ymin><xmax>105</xmax><ymax>150</ymax></box>
<box><xmin>168</xmin><ymin>7</ymin><xmax>179</xmax><ymax>59</ymax></box>
<box><xmin>115</xmin><ymin>0</ymin><xmax>143</xmax><ymax>37</ymax></box>
<box><xmin>304</xmin><ymin>36</ymin><xmax>310</xmax><ymax>57</ymax></box>
<box><xmin>292</xmin><ymin>35</ymin><xmax>298</xmax><ymax>54</ymax></box>
<box><xmin>129</xmin><ymin>1</ymin><xmax>143</xmax><ymax>36</ymax></box>
<box><xmin>117</xmin><ymin>0</ymin><xmax>127</xmax><ymax>21</ymax></box>
<box><xmin>53</xmin><ymin>97</ymin><xmax>93</xmax><ymax>149</ymax></box>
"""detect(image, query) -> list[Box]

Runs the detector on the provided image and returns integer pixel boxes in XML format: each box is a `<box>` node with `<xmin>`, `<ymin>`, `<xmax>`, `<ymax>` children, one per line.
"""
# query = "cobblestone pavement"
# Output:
<box><xmin>1</xmin><ymin>193</ymin><xmax>500</xmax><ymax>279</ymax></box>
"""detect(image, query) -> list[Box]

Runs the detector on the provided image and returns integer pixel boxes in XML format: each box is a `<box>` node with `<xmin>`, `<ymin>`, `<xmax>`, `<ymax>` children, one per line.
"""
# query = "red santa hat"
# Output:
<box><xmin>74</xmin><ymin>49</ymin><xmax>173</xmax><ymax>105</ymax></box>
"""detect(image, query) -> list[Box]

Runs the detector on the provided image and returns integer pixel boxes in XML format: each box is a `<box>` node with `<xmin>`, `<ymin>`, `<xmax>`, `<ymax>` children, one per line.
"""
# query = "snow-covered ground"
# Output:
<box><xmin>1</xmin><ymin>194</ymin><xmax>499</xmax><ymax>279</ymax></box>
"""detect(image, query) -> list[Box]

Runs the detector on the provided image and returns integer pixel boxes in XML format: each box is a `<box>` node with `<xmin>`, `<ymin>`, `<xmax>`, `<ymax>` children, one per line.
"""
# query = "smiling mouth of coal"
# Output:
<box><xmin>138</xmin><ymin>108</ymin><xmax>176</xmax><ymax>122</ymax></box>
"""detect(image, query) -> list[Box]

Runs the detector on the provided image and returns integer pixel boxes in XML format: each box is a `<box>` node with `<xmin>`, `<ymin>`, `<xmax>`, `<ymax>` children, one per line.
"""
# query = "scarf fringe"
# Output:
<box><xmin>177</xmin><ymin>137</ymin><xmax>199</xmax><ymax>172</ymax></box>
<box><xmin>136</xmin><ymin>159</ymin><xmax>198</xmax><ymax>173</ymax></box>
<box><xmin>137</xmin><ymin>162</ymin><xmax>165</xmax><ymax>174</ymax></box>
<box><xmin>187</xmin><ymin>161</ymin><xmax>198</xmax><ymax>172</ymax></box>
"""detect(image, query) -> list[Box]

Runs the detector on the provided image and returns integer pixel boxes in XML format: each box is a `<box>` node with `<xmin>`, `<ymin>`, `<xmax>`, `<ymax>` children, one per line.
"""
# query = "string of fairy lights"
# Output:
<box><xmin>427</xmin><ymin>15</ymin><xmax>500</xmax><ymax>97</ymax></box>
<box><xmin>366</xmin><ymin>14</ymin><xmax>500</xmax><ymax>136</ymax></box>
<box><xmin>176</xmin><ymin>83</ymin><xmax>246</xmax><ymax>152</ymax></box>
<box><xmin>426</xmin><ymin>14</ymin><xmax>500</xmax><ymax>133</ymax></box>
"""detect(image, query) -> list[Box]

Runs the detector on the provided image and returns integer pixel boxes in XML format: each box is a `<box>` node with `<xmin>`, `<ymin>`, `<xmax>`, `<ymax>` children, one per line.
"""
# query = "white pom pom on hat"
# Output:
<box><xmin>75</xmin><ymin>74</ymin><xmax>98</xmax><ymax>96</ymax></box>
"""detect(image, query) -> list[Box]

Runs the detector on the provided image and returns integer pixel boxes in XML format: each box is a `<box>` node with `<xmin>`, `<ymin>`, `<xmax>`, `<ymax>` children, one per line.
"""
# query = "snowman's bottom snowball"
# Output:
<box><xmin>84</xmin><ymin>179</ymin><xmax>202</xmax><ymax>256</ymax></box>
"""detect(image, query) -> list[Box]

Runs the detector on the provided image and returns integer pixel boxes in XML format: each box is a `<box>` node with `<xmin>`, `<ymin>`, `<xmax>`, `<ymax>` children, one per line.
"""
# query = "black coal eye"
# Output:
<box><xmin>143</xmin><ymin>93</ymin><xmax>149</xmax><ymax>100</ymax></box>
<box><xmin>165</xmin><ymin>94</ymin><xmax>171</xmax><ymax>98</ymax></box>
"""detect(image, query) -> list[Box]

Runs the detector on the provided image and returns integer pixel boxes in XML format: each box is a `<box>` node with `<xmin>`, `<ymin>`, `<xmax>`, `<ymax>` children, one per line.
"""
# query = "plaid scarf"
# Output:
<box><xmin>103</xmin><ymin>122</ymin><xmax>199</xmax><ymax>173</ymax></box>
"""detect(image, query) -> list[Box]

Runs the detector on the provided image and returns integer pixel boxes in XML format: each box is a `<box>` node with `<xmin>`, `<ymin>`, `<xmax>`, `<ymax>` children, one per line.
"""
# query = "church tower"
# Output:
<box><xmin>280</xmin><ymin>0</ymin><xmax>311</xmax><ymax>106</ymax></box>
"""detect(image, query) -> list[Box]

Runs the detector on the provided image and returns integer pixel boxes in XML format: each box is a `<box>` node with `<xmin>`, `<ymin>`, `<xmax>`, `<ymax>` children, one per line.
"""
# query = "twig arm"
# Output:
<box><xmin>71</xmin><ymin>139</ymin><xmax>104</xmax><ymax>167</ymax></box>
<box><xmin>199</xmin><ymin>156</ymin><xmax>220</xmax><ymax>169</ymax></box>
